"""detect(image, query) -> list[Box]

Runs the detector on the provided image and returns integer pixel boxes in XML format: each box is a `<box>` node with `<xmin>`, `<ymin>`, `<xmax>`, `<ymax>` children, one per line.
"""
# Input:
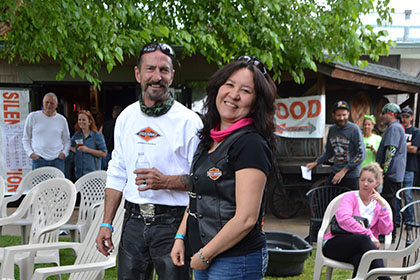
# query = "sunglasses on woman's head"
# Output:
<box><xmin>140</xmin><ymin>42</ymin><xmax>175</xmax><ymax>58</ymax></box>
<box><xmin>237</xmin><ymin>55</ymin><xmax>268</xmax><ymax>77</ymax></box>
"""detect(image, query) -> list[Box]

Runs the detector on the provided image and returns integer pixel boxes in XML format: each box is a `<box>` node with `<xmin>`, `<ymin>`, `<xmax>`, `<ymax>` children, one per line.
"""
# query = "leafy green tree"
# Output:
<box><xmin>0</xmin><ymin>0</ymin><xmax>394</xmax><ymax>86</ymax></box>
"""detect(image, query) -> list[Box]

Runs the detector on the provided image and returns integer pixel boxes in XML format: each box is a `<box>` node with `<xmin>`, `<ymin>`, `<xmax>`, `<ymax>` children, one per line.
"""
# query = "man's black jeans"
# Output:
<box><xmin>118</xmin><ymin>205</ymin><xmax>190</xmax><ymax>280</ymax></box>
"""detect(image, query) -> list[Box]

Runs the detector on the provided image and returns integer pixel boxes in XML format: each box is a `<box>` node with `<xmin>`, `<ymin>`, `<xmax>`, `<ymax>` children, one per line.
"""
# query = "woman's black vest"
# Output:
<box><xmin>190</xmin><ymin>126</ymin><xmax>265</xmax><ymax>245</ymax></box>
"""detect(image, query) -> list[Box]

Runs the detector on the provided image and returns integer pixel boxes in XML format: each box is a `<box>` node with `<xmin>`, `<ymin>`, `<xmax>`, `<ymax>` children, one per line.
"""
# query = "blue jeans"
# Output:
<box><xmin>32</xmin><ymin>157</ymin><xmax>65</xmax><ymax>173</ymax></box>
<box><xmin>193</xmin><ymin>247</ymin><xmax>268</xmax><ymax>280</ymax></box>
<box><xmin>396</xmin><ymin>171</ymin><xmax>414</xmax><ymax>224</ymax></box>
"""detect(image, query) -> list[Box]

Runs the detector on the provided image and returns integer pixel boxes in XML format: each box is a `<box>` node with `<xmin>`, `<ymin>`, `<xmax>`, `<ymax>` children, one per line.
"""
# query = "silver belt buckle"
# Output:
<box><xmin>139</xmin><ymin>203</ymin><xmax>155</xmax><ymax>218</ymax></box>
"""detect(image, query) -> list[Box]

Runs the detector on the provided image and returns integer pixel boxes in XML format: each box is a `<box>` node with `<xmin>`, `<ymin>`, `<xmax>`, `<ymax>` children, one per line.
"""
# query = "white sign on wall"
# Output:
<box><xmin>1</xmin><ymin>124</ymin><xmax>32</xmax><ymax>169</ymax></box>
<box><xmin>274</xmin><ymin>95</ymin><xmax>325</xmax><ymax>138</ymax></box>
<box><xmin>0</xmin><ymin>88</ymin><xmax>31</xmax><ymax>194</ymax></box>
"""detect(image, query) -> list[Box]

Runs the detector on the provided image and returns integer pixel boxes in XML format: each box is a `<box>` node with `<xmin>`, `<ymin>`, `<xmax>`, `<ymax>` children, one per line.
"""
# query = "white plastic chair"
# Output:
<box><xmin>0</xmin><ymin>201</ymin><xmax>125</xmax><ymax>280</ymax></box>
<box><xmin>313</xmin><ymin>191</ymin><xmax>393</xmax><ymax>280</ymax></box>
<box><xmin>351</xmin><ymin>234</ymin><xmax>420</xmax><ymax>280</ymax></box>
<box><xmin>0</xmin><ymin>177</ymin><xmax>76</xmax><ymax>280</ymax></box>
<box><xmin>0</xmin><ymin>166</ymin><xmax>65</xmax><ymax>244</ymax></box>
<box><xmin>60</xmin><ymin>170</ymin><xmax>107</xmax><ymax>242</ymax></box>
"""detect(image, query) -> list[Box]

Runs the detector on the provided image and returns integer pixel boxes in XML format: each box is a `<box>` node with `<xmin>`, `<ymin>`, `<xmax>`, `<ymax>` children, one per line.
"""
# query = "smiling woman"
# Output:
<box><xmin>171</xmin><ymin>57</ymin><xmax>277</xmax><ymax>280</ymax></box>
<box><xmin>70</xmin><ymin>110</ymin><xmax>107</xmax><ymax>179</ymax></box>
<box><xmin>215</xmin><ymin>68</ymin><xmax>256</xmax><ymax>130</ymax></box>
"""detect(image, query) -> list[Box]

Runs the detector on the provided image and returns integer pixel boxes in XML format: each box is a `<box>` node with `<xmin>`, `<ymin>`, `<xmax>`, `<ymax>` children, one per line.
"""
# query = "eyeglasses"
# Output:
<box><xmin>140</xmin><ymin>42</ymin><xmax>175</xmax><ymax>58</ymax></box>
<box><xmin>237</xmin><ymin>55</ymin><xmax>268</xmax><ymax>77</ymax></box>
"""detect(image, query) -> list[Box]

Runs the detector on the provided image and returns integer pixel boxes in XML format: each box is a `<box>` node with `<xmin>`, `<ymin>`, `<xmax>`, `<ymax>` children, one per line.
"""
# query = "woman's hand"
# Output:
<box><xmin>366</xmin><ymin>144</ymin><xmax>377</xmax><ymax>154</ymax></box>
<box><xmin>77</xmin><ymin>145</ymin><xmax>106</xmax><ymax>158</ymax></box>
<box><xmin>370</xmin><ymin>189</ymin><xmax>387</xmax><ymax>208</ymax></box>
<box><xmin>77</xmin><ymin>145</ymin><xmax>89</xmax><ymax>153</ymax></box>
<box><xmin>170</xmin><ymin>239</ymin><xmax>186</xmax><ymax>266</ymax></box>
<box><xmin>371</xmin><ymin>235</ymin><xmax>380</xmax><ymax>249</ymax></box>
<box><xmin>190</xmin><ymin>251</ymin><xmax>210</xmax><ymax>270</ymax></box>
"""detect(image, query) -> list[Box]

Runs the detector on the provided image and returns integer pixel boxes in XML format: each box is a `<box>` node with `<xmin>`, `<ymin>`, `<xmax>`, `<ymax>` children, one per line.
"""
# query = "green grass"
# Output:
<box><xmin>0</xmin><ymin>235</ymin><xmax>117</xmax><ymax>280</ymax></box>
<box><xmin>1</xmin><ymin>235</ymin><xmax>352</xmax><ymax>279</ymax></box>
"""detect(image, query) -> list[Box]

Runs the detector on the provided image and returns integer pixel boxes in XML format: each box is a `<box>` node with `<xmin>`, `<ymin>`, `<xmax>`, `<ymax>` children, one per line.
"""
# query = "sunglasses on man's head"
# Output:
<box><xmin>237</xmin><ymin>55</ymin><xmax>268</xmax><ymax>77</ymax></box>
<box><xmin>140</xmin><ymin>42</ymin><xmax>175</xmax><ymax>58</ymax></box>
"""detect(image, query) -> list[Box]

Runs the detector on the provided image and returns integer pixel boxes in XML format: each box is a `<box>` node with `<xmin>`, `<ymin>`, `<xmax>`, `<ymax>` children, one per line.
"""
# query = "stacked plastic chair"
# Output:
<box><xmin>0</xmin><ymin>166</ymin><xmax>65</xmax><ymax>244</ymax></box>
<box><xmin>0</xmin><ymin>201</ymin><xmax>125</xmax><ymax>280</ymax></box>
<box><xmin>0</xmin><ymin>178</ymin><xmax>76</xmax><ymax>280</ymax></box>
<box><xmin>60</xmin><ymin>170</ymin><xmax>107</xmax><ymax>242</ymax></box>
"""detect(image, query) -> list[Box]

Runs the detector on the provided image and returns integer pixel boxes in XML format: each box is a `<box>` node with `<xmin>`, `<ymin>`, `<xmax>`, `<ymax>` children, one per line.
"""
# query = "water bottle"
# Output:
<box><xmin>135</xmin><ymin>152</ymin><xmax>150</xmax><ymax>188</ymax></box>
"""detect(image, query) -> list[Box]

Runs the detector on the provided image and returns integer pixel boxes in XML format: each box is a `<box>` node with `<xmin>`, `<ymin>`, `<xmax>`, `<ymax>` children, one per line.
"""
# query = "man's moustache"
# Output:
<box><xmin>147</xmin><ymin>81</ymin><xmax>166</xmax><ymax>88</ymax></box>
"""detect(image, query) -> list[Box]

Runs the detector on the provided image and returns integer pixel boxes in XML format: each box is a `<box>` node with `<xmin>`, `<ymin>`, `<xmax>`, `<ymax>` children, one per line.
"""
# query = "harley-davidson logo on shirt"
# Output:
<box><xmin>136</xmin><ymin>127</ymin><xmax>160</xmax><ymax>141</ymax></box>
<box><xmin>207</xmin><ymin>167</ymin><xmax>222</xmax><ymax>180</ymax></box>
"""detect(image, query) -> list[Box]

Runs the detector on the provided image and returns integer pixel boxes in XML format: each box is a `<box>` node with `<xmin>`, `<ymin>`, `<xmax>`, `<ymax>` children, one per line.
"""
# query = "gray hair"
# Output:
<box><xmin>43</xmin><ymin>92</ymin><xmax>58</xmax><ymax>103</ymax></box>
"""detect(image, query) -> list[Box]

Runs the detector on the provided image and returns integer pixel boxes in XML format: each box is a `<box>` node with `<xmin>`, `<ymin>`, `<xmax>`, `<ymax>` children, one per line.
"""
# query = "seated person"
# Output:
<box><xmin>322</xmin><ymin>163</ymin><xmax>393</xmax><ymax>280</ymax></box>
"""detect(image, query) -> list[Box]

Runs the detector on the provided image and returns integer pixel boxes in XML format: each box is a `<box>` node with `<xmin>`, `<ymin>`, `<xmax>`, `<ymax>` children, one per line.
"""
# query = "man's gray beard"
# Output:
<box><xmin>143</xmin><ymin>88</ymin><xmax>169</xmax><ymax>102</ymax></box>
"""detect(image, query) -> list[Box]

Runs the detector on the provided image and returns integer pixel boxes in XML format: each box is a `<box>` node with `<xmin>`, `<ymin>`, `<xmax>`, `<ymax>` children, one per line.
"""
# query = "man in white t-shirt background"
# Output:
<box><xmin>22</xmin><ymin>92</ymin><xmax>70</xmax><ymax>173</ymax></box>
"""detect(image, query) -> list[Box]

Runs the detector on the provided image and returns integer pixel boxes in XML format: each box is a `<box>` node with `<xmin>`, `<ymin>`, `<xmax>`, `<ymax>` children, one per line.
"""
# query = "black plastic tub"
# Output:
<box><xmin>264</xmin><ymin>231</ymin><xmax>313</xmax><ymax>277</ymax></box>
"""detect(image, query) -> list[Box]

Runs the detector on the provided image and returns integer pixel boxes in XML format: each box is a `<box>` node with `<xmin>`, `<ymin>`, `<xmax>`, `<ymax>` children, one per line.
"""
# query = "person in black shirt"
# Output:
<box><xmin>99</xmin><ymin>105</ymin><xmax>122</xmax><ymax>170</ymax></box>
<box><xmin>396</xmin><ymin>107</ymin><xmax>420</xmax><ymax>224</ymax></box>
<box><xmin>171</xmin><ymin>56</ymin><xmax>277</xmax><ymax>280</ymax></box>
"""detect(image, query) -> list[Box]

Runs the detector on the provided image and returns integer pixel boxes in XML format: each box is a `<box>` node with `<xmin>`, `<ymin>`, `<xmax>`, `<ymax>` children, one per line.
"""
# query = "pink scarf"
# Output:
<box><xmin>210</xmin><ymin>118</ymin><xmax>254</xmax><ymax>142</ymax></box>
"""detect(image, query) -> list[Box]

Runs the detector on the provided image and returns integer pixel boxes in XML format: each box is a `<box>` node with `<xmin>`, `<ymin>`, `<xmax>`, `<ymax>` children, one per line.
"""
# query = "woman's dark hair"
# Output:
<box><xmin>74</xmin><ymin>110</ymin><xmax>99</xmax><ymax>133</ymax></box>
<box><xmin>199</xmin><ymin>60</ymin><xmax>277</xmax><ymax>150</ymax></box>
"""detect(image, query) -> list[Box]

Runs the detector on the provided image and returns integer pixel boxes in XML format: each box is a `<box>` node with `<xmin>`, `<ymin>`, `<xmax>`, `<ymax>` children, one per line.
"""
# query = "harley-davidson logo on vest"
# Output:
<box><xmin>207</xmin><ymin>167</ymin><xmax>222</xmax><ymax>180</ymax></box>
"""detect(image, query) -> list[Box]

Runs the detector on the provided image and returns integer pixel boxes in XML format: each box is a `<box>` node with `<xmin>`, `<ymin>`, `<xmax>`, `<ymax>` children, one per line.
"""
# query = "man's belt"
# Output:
<box><xmin>124</xmin><ymin>201</ymin><xmax>185</xmax><ymax>225</ymax></box>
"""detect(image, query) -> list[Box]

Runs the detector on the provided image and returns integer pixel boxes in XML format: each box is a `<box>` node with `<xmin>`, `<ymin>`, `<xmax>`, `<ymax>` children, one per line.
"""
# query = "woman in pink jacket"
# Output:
<box><xmin>323</xmin><ymin>163</ymin><xmax>393</xmax><ymax>280</ymax></box>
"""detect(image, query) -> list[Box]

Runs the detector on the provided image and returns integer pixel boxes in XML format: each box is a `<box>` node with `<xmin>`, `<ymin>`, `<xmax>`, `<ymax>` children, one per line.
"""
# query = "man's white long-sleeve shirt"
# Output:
<box><xmin>22</xmin><ymin>110</ymin><xmax>70</xmax><ymax>160</ymax></box>
<box><xmin>106</xmin><ymin>101</ymin><xmax>203</xmax><ymax>206</ymax></box>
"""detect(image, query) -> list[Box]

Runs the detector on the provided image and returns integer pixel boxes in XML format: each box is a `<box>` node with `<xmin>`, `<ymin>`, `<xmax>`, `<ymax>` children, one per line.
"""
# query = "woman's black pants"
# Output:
<box><xmin>323</xmin><ymin>234</ymin><xmax>390</xmax><ymax>280</ymax></box>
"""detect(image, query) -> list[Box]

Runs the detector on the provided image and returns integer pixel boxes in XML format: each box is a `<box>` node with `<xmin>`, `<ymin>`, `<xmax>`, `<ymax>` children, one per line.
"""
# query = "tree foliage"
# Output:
<box><xmin>0</xmin><ymin>0</ymin><xmax>394</xmax><ymax>86</ymax></box>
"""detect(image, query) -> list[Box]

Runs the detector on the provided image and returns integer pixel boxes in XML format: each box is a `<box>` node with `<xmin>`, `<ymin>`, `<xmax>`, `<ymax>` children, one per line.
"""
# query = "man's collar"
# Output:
<box><xmin>42</xmin><ymin>110</ymin><xmax>57</xmax><ymax>117</ymax></box>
